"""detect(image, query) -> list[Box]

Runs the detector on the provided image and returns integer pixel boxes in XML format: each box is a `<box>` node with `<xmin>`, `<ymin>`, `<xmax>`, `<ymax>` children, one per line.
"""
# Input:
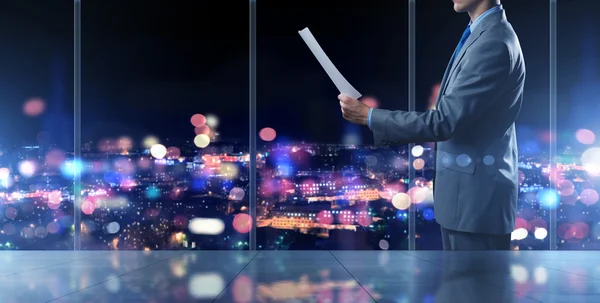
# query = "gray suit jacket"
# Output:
<box><xmin>370</xmin><ymin>8</ymin><xmax>525</xmax><ymax>234</ymax></box>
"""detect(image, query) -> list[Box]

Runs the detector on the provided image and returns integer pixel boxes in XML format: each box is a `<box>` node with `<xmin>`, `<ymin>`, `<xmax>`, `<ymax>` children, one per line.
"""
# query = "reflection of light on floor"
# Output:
<box><xmin>533</xmin><ymin>267</ymin><xmax>548</xmax><ymax>285</ymax></box>
<box><xmin>510</xmin><ymin>265</ymin><xmax>529</xmax><ymax>284</ymax></box>
<box><xmin>256</xmin><ymin>279</ymin><xmax>382</xmax><ymax>301</ymax></box>
<box><xmin>189</xmin><ymin>273</ymin><xmax>224</xmax><ymax>299</ymax></box>
<box><xmin>105</xmin><ymin>274</ymin><xmax>121</xmax><ymax>293</ymax></box>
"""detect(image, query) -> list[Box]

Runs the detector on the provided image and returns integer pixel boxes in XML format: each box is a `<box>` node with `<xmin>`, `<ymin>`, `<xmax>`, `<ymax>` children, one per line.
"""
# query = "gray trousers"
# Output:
<box><xmin>441</xmin><ymin>227</ymin><xmax>511</xmax><ymax>250</ymax></box>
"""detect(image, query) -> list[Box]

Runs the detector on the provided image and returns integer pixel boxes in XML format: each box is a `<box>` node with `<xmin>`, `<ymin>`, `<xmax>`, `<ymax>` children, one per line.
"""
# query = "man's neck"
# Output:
<box><xmin>468</xmin><ymin>1</ymin><xmax>498</xmax><ymax>23</ymax></box>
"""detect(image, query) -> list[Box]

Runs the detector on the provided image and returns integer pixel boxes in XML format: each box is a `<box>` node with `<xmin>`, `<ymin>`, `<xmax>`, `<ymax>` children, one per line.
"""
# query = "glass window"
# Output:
<box><xmin>0</xmin><ymin>1</ymin><xmax>74</xmax><ymax>250</ymax></box>
<box><xmin>415</xmin><ymin>0</ymin><xmax>551</xmax><ymax>250</ymax></box>
<box><xmin>80</xmin><ymin>0</ymin><xmax>249</xmax><ymax>250</ymax></box>
<box><xmin>257</xmin><ymin>0</ymin><xmax>409</xmax><ymax>250</ymax></box>
<box><xmin>556</xmin><ymin>0</ymin><xmax>600</xmax><ymax>250</ymax></box>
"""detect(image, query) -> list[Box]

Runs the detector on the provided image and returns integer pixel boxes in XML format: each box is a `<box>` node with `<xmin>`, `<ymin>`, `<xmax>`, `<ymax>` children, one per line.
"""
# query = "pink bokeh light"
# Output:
<box><xmin>23</xmin><ymin>98</ymin><xmax>46</xmax><ymax>117</ymax></box>
<box><xmin>361</xmin><ymin>96</ymin><xmax>380</xmax><ymax>108</ymax></box>
<box><xmin>317</xmin><ymin>210</ymin><xmax>334</xmax><ymax>225</ymax></box>
<box><xmin>167</xmin><ymin>146</ymin><xmax>181</xmax><ymax>159</ymax></box>
<box><xmin>259</xmin><ymin>127</ymin><xmax>277</xmax><ymax>142</ymax></box>
<box><xmin>194</xmin><ymin>125</ymin><xmax>210</xmax><ymax>135</ymax></box>
<box><xmin>190</xmin><ymin>114</ymin><xmax>206</xmax><ymax>127</ymax></box>
<box><xmin>81</xmin><ymin>199</ymin><xmax>96</xmax><ymax>215</ymax></box>
<box><xmin>233</xmin><ymin>213</ymin><xmax>252</xmax><ymax>234</ymax></box>
<box><xmin>575</xmin><ymin>129</ymin><xmax>595</xmax><ymax>145</ymax></box>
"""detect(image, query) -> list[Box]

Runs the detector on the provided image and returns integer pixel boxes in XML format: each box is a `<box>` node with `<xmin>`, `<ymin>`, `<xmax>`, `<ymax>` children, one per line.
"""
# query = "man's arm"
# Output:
<box><xmin>370</xmin><ymin>40</ymin><xmax>512</xmax><ymax>145</ymax></box>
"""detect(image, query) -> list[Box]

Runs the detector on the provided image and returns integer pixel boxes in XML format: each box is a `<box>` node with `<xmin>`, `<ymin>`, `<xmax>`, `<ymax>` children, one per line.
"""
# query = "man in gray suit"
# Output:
<box><xmin>339</xmin><ymin>0</ymin><xmax>525</xmax><ymax>250</ymax></box>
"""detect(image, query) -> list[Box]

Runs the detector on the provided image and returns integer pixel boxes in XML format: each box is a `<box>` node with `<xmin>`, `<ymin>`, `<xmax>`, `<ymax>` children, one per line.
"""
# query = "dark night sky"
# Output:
<box><xmin>0</xmin><ymin>0</ymin><xmax>599</xmax><ymax>148</ymax></box>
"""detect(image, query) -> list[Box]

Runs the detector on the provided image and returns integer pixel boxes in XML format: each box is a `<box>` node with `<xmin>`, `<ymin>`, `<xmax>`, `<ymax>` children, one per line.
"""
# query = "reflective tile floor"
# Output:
<box><xmin>2</xmin><ymin>250</ymin><xmax>600</xmax><ymax>302</ymax></box>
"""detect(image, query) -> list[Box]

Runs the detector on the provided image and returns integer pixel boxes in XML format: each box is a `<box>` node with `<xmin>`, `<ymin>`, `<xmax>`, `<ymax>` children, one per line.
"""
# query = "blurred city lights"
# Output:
<box><xmin>142</xmin><ymin>135</ymin><xmax>159</xmax><ymax>148</ymax></box>
<box><xmin>581</xmin><ymin>147</ymin><xmax>600</xmax><ymax>176</ymax></box>
<box><xmin>411</xmin><ymin>145</ymin><xmax>424</xmax><ymax>157</ymax></box>
<box><xmin>580</xmin><ymin>188</ymin><xmax>599</xmax><ymax>205</ymax></box>
<box><xmin>575</xmin><ymin>128</ymin><xmax>595</xmax><ymax>145</ymax></box>
<box><xmin>378</xmin><ymin>239</ymin><xmax>389</xmax><ymax>250</ymax></box>
<box><xmin>60</xmin><ymin>160</ymin><xmax>83</xmax><ymax>177</ymax></box>
<box><xmin>361</xmin><ymin>96</ymin><xmax>379</xmax><ymax>108</ymax></box>
<box><xmin>0</xmin><ymin>168</ymin><xmax>10</xmax><ymax>181</ymax></box>
<box><xmin>190</xmin><ymin>114</ymin><xmax>207</xmax><ymax>127</ymax></box>
<box><xmin>23</xmin><ymin>97</ymin><xmax>46</xmax><ymax>116</ymax></box>
<box><xmin>150</xmin><ymin>144</ymin><xmax>167</xmax><ymax>159</ymax></box>
<box><xmin>259</xmin><ymin>127</ymin><xmax>277</xmax><ymax>142</ymax></box>
<box><xmin>391</xmin><ymin>193</ymin><xmax>410</xmax><ymax>210</ymax></box>
<box><xmin>188</xmin><ymin>218</ymin><xmax>225</xmax><ymax>235</ymax></box>
<box><xmin>194</xmin><ymin>134</ymin><xmax>210</xmax><ymax>148</ymax></box>
<box><xmin>232</xmin><ymin>213</ymin><xmax>252</xmax><ymax>234</ymax></box>
<box><xmin>511</xmin><ymin>228</ymin><xmax>528</xmax><ymax>241</ymax></box>
<box><xmin>534</xmin><ymin>227</ymin><xmax>548</xmax><ymax>240</ymax></box>
<box><xmin>194</xmin><ymin>125</ymin><xmax>210</xmax><ymax>135</ymax></box>
<box><xmin>205</xmin><ymin>114</ymin><xmax>219</xmax><ymax>128</ymax></box>
<box><xmin>537</xmin><ymin>189</ymin><xmax>560</xmax><ymax>209</ymax></box>
<box><xmin>412</xmin><ymin>158</ymin><xmax>425</xmax><ymax>170</ymax></box>
<box><xmin>18</xmin><ymin>161</ymin><xmax>36</xmax><ymax>178</ymax></box>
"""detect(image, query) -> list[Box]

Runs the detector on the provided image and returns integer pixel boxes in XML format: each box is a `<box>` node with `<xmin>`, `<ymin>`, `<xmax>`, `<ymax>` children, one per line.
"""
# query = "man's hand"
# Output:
<box><xmin>338</xmin><ymin>94</ymin><xmax>371</xmax><ymax>126</ymax></box>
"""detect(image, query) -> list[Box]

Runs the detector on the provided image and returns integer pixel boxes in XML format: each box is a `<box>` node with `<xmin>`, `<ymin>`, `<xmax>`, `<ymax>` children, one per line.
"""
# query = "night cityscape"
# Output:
<box><xmin>0</xmin><ymin>136</ymin><xmax>598</xmax><ymax>251</ymax></box>
<box><xmin>2</xmin><ymin>0</ymin><xmax>600</xmax><ymax>302</ymax></box>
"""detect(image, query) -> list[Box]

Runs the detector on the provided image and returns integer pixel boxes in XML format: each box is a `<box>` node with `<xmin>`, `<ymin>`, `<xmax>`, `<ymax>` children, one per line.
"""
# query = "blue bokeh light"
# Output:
<box><xmin>423</xmin><ymin>208</ymin><xmax>435</xmax><ymax>221</ymax></box>
<box><xmin>537</xmin><ymin>188</ymin><xmax>560</xmax><ymax>209</ymax></box>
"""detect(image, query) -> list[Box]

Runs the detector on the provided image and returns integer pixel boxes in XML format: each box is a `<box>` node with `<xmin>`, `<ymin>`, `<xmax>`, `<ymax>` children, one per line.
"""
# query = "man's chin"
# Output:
<box><xmin>453</xmin><ymin>3</ymin><xmax>467</xmax><ymax>12</ymax></box>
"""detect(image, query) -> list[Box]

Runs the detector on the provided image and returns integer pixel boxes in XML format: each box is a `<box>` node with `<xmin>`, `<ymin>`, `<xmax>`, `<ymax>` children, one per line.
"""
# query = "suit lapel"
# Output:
<box><xmin>436</xmin><ymin>44</ymin><xmax>460</xmax><ymax>106</ymax></box>
<box><xmin>436</xmin><ymin>9</ymin><xmax>506</xmax><ymax>107</ymax></box>
<box><xmin>447</xmin><ymin>31</ymin><xmax>484</xmax><ymax>81</ymax></box>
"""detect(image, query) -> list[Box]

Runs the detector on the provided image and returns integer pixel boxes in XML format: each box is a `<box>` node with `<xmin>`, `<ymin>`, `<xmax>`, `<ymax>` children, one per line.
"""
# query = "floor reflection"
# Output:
<box><xmin>3</xmin><ymin>251</ymin><xmax>600</xmax><ymax>302</ymax></box>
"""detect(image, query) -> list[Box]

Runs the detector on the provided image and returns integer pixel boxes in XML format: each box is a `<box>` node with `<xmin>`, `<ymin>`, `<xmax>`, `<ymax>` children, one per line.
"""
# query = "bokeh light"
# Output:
<box><xmin>557</xmin><ymin>180</ymin><xmax>575</xmax><ymax>196</ymax></box>
<box><xmin>259</xmin><ymin>127</ymin><xmax>277</xmax><ymax>142</ymax></box>
<box><xmin>317</xmin><ymin>210</ymin><xmax>334</xmax><ymax>225</ymax></box>
<box><xmin>511</xmin><ymin>228</ymin><xmax>528</xmax><ymax>241</ymax></box>
<box><xmin>142</xmin><ymin>135</ymin><xmax>159</xmax><ymax>148</ymax></box>
<box><xmin>537</xmin><ymin>189</ymin><xmax>560</xmax><ymax>209</ymax></box>
<box><xmin>150</xmin><ymin>144</ymin><xmax>167</xmax><ymax>159</ymax></box>
<box><xmin>412</xmin><ymin>158</ymin><xmax>425</xmax><ymax>170</ymax></box>
<box><xmin>104</xmin><ymin>222</ymin><xmax>120</xmax><ymax>234</ymax></box>
<box><xmin>188</xmin><ymin>218</ymin><xmax>225</xmax><ymax>235</ymax></box>
<box><xmin>18</xmin><ymin>160</ymin><xmax>36</xmax><ymax>177</ymax></box>
<box><xmin>166</xmin><ymin>146</ymin><xmax>181</xmax><ymax>159</ymax></box>
<box><xmin>361</xmin><ymin>96</ymin><xmax>379</xmax><ymax>108</ymax></box>
<box><xmin>194</xmin><ymin>134</ymin><xmax>210</xmax><ymax>148</ymax></box>
<box><xmin>205</xmin><ymin>114</ymin><xmax>219</xmax><ymax>128</ymax></box>
<box><xmin>378</xmin><ymin>239</ymin><xmax>389</xmax><ymax>250</ymax></box>
<box><xmin>23</xmin><ymin>97</ymin><xmax>46</xmax><ymax>116</ymax></box>
<box><xmin>575</xmin><ymin>128</ymin><xmax>595</xmax><ymax>145</ymax></box>
<box><xmin>0</xmin><ymin>168</ymin><xmax>10</xmax><ymax>181</ymax></box>
<box><xmin>580</xmin><ymin>189</ymin><xmax>599</xmax><ymax>206</ymax></box>
<box><xmin>229</xmin><ymin>187</ymin><xmax>245</xmax><ymax>201</ymax></box>
<box><xmin>411</xmin><ymin>145</ymin><xmax>424</xmax><ymax>157</ymax></box>
<box><xmin>190</xmin><ymin>114</ymin><xmax>207</xmax><ymax>127</ymax></box>
<box><xmin>534</xmin><ymin>227</ymin><xmax>548</xmax><ymax>240</ymax></box>
<box><xmin>194</xmin><ymin>125</ymin><xmax>210</xmax><ymax>135</ymax></box>
<box><xmin>117</xmin><ymin>136</ymin><xmax>133</xmax><ymax>151</ymax></box>
<box><xmin>391</xmin><ymin>193</ymin><xmax>410</xmax><ymax>210</ymax></box>
<box><xmin>233</xmin><ymin>213</ymin><xmax>252</xmax><ymax>234</ymax></box>
<box><xmin>581</xmin><ymin>147</ymin><xmax>600</xmax><ymax>176</ymax></box>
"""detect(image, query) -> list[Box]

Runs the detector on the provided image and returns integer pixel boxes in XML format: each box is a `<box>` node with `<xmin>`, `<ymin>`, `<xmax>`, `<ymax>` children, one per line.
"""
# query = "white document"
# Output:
<box><xmin>298</xmin><ymin>27</ymin><xmax>362</xmax><ymax>99</ymax></box>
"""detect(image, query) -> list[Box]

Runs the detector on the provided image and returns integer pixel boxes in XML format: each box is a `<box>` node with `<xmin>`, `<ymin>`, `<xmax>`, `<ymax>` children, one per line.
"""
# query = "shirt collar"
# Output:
<box><xmin>468</xmin><ymin>4</ymin><xmax>502</xmax><ymax>30</ymax></box>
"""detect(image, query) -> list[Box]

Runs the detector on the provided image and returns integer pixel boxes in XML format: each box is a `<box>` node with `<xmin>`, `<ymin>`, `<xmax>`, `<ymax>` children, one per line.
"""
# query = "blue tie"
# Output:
<box><xmin>451</xmin><ymin>26</ymin><xmax>471</xmax><ymax>66</ymax></box>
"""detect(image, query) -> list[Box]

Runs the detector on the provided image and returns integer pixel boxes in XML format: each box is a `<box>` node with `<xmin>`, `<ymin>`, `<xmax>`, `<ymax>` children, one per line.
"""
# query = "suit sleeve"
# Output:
<box><xmin>370</xmin><ymin>40</ymin><xmax>512</xmax><ymax>146</ymax></box>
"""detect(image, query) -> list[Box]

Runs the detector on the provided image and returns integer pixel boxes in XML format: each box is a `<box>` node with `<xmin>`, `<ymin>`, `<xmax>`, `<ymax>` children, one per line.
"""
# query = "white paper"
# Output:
<box><xmin>298</xmin><ymin>27</ymin><xmax>362</xmax><ymax>99</ymax></box>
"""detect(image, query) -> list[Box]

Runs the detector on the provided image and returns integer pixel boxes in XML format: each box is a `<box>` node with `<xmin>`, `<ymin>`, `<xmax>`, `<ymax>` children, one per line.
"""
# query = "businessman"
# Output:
<box><xmin>339</xmin><ymin>0</ymin><xmax>525</xmax><ymax>250</ymax></box>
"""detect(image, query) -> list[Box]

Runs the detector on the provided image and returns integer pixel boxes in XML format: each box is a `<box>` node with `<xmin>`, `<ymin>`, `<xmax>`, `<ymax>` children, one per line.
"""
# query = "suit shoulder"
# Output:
<box><xmin>486</xmin><ymin>21</ymin><xmax>521</xmax><ymax>48</ymax></box>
